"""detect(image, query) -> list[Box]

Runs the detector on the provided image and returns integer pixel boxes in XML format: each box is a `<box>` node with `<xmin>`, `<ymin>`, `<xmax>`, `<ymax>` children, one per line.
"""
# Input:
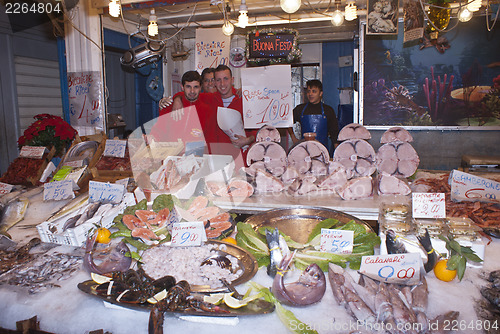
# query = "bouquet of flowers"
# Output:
<box><xmin>18</xmin><ymin>114</ymin><xmax>77</xmax><ymax>156</ymax></box>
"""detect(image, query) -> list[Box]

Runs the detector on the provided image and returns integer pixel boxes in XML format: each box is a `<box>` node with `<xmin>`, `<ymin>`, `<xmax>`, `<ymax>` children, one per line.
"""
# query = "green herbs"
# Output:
<box><xmin>438</xmin><ymin>234</ymin><xmax>483</xmax><ymax>281</ymax></box>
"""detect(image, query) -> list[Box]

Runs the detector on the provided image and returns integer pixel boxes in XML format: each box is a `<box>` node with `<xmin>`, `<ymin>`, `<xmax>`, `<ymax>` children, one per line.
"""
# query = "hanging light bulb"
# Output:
<box><xmin>148</xmin><ymin>9</ymin><xmax>158</xmax><ymax>36</ymax></box>
<box><xmin>108</xmin><ymin>0</ymin><xmax>120</xmax><ymax>17</ymax></box>
<box><xmin>222</xmin><ymin>21</ymin><xmax>234</xmax><ymax>36</ymax></box>
<box><xmin>280</xmin><ymin>0</ymin><xmax>301</xmax><ymax>14</ymax></box>
<box><xmin>467</xmin><ymin>0</ymin><xmax>481</xmax><ymax>12</ymax></box>
<box><xmin>344</xmin><ymin>1</ymin><xmax>357</xmax><ymax>21</ymax></box>
<box><xmin>238</xmin><ymin>0</ymin><xmax>249</xmax><ymax>28</ymax></box>
<box><xmin>331</xmin><ymin>9</ymin><xmax>344</xmax><ymax>26</ymax></box>
<box><xmin>458</xmin><ymin>7</ymin><xmax>473</xmax><ymax>21</ymax></box>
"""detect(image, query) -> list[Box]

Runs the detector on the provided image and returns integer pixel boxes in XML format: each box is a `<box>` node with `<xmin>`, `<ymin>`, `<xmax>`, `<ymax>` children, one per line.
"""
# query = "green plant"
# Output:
<box><xmin>17</xmin><ymin>114</ymin><xmax>77</xmax><ymax>156</ymax></box>
<box><xmin>438</xmin><ymin>234</ymin><xmax>483</xmax><ymax>281</ymax></box>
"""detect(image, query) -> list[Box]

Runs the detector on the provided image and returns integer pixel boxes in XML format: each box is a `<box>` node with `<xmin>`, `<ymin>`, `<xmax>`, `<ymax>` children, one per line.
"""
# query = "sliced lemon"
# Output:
<box><xmin>147</xmin><ymin>289</ymin><xmax>168</xmax><ymax>304</ymax></box>
<box><xmin>223</xmin><ymin>293</ymin><xmax>249</xmax><ymax>309</ymax></box>
<box><xmin>203</xmin><ymin>293</ymin><xmax>225</xmax><ymax>305</ymax></box>
<box><xmin>91</xmin><ymin>272</ymin><xmax>112</xmax><ymax>284</ymax></box>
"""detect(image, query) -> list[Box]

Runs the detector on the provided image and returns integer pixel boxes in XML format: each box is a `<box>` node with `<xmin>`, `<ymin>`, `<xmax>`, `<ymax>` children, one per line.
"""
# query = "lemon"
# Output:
<box><xmin>434</xmin><ymin>259</ymin><xmax>457</xmax><ymax>282</ymax></box>
<box><xmin>147</xmin><ymin>289</ymin><xmax>168</xmax><ymax>304</ymax></box>
<box><xmin>203</xmin><ymin>294</ymin><xmax>225</xmax><ymax>305</ymax></box>
<box><xmin>96</xmin><ymin>227</ymin><xmax>111</xmax><ymax>244</ymax></box>
<box><xmin>91</xmin><ymin>272</ymin><xmax>112</xmax><ymax>284</ymax></box>
<box><xmin>222</xmin><ymin>237</ymin><xmax>237</xmax><ymax>245</ymax></box>
<box><xmin>223</xmin><ymin>293</ymin><xmax>248</xmax><ymax>308</ymax></box>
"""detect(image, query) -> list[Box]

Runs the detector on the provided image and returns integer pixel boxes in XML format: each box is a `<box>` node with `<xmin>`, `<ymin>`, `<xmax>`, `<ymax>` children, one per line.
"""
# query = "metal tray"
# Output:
<box><xmin>243</xmin><ymin>206</ymin><xmax>373</xmax><ymax>244</ymax></box>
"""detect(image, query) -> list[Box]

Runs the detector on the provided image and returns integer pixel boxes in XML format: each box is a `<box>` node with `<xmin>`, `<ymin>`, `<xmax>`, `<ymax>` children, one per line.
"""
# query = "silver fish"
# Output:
<box><xmin>265</xmin><ymin>228</ymin><xmax>283</xmax><ymax>277</ymax></box>
<box><xmin>0</xmin><ymin>197</ymin><xmax>29</xmax><ymax>238</ymax></box>
<box><xmin>272</xmin><ymin>251</ymin><xmax>326</xmax><ymax>306</ymax></box>
<box><xmin>385</xmin><ymin>229</ymin><xmax>407</xmax><ymax>254</ymax></box>
<box><xmin>62</xmin><ymin>214</ymin><xmax>83</xmax><ymax>231</ymax></box>
<box><xmin>73</xmin><ymin>202</ymin><xmax>101</xmax><ymax>228</ymax></box>
<box><xmin>45</xmin><ymin>193</ymin><xmax>89</xmax><ymax>223</ymax></box>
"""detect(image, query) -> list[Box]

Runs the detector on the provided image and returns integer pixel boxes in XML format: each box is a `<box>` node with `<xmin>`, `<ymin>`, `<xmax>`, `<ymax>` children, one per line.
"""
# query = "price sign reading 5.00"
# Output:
<box><xmin>320</xmin><ymin>229</ymin><xmax>354</xmax><ymax>254</ymax></box>
<box><xmin>171</xmin><ymin>222</ymin><xmax>206</xmax><ymax>247</ymax></box>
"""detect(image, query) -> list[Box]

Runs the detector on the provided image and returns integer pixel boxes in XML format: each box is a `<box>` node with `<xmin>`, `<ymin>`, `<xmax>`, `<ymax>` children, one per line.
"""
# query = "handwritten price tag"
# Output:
<box><xmin>0</xmin><ymin>182</ymin><xmax>14</xmax><ymax>195</ymax></box>
<box><xmin>19</xmin><ymin>146</ymin><xmax>47</xmax><ymax>159</ymax></box>
<box><xmin>412</xmin><ymin>193</ymin><xmax>446</xmax><ymax>218</ymax></box>
<box><xmin>88</xmin><ymin>181</ymin><xmax>125</xmax><ymax>204</ymax></box>
<box><xmin>320</xmin><ymin>229</ymin><xmax>353</xmax><ymax>254</ymax></box>
<box><xmin>44</xmin><ymin>180</ymin><xmax>75</xmax><ymax>201</ymax></box>
<box><xmin>359</xmin><ymin>253</ymin><xmax>421</xmax><ymax>285</ymax></box>
<box><xmin>103</xmin><ymin>140</ymin><xmax>127</xmax><ymax>158</ymax></box>
<box><xmin>171</xmin><ymin>222</ymin><xmax>207</xmax><ymax>247</ymax></box>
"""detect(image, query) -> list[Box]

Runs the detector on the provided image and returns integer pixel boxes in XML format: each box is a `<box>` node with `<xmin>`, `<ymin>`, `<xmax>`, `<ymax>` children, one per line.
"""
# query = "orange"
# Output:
<box><xmin>433</xmin><ymin>259</ymin><xmax>457</xmax><ymax>282</ymax></box>
<box><xmin>96</xmin><ymin>227</ymin><xmax>111</xmax><ymax>244</ymax></box>
<box><xmin>222</xmin><ymin>237</ymin><xmax>237</xmax><ymax>245</ymax></box>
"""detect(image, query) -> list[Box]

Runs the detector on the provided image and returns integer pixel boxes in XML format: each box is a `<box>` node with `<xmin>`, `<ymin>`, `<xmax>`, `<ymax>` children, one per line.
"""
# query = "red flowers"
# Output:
<box><xmin>18</xmin><ymin>114</ymin><xmax>77</xmax><ymax>156</ymax></box>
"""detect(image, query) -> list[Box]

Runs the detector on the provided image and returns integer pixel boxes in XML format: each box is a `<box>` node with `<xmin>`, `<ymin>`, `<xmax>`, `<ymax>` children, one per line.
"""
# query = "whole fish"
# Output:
<box><xmin>272</xmin><ymin>252</ymin><xmax>326</xmax><ymax>306</ymax></box>
<box><xmin>265</xmin><ymin>227</ymin><xmax>283</xmax><ymax>277</ymax></box>
<box><xmin>416</xmin><ymin>228</ymin><xmax>438</xmax><ymax>273</ymax></box>
<box><xmin>83</xmin><ymin>232</ymin><xmax>132</xmax><ymax>275</ymax></box>
<box><xmin>0</xmin><ymin>197</ymin><xmax>29</xmax><ymax>239</ymax></box>
<box><xmin>46</xmin><ymin>193</ymin><xmax>89</xmax><ymax>223</ymax></box>
<box><xmin>73</xmin><ymin>202</ymin><xmax>101</xmax><ymax>228</ymax></box>
<box><xmin>385</xmin><ymin>229</ymin><xmax>407</xmax><ymax>254</ymax></box>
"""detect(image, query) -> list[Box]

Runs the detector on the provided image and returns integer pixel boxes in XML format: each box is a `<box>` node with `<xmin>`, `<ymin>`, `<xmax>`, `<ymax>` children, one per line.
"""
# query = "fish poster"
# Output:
<box><xmin>240</xmin><ymin>65</ymin><xmax>293</xmax><ymax>129</ymax></box>
<box><xmin>362</xmin><ymin>16</ymin><xmax>500</xmax><ymax>128</ymax></box>
<box><xmin>194</xmin><ymin>28</ymin><xmax>231</xmax><ymax>73</ymax></box>
<box><xmin>68</xmin><ymin>71</ymin><xmax>105</xmax><ymax>135</ymax></box>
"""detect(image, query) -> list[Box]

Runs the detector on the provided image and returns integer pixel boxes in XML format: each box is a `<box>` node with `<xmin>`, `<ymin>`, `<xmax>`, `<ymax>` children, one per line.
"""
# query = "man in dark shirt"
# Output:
<box><xmin>290</xmin><ymin>79</ymin><xmax>339</xmax><ymax>154</ymax></box>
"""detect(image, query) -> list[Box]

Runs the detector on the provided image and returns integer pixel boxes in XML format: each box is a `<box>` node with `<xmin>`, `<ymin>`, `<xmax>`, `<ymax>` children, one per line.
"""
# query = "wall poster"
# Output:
<box><xmin>366</xmin><ymin>0</ymin><xmax>399</xmax><ymax>35</ymax></box>
<box><xmin>68</xmin><ymin>71</ymin><xmax>105</xmax><ymax>135</ymax></box>
<box><xmin>361</xmin><ymin>17</ymin><xmax>500</xmax><ymax>128</ymax></box>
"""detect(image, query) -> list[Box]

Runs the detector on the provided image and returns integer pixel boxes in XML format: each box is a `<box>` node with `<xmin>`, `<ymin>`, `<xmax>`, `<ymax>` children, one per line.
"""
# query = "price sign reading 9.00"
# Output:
<box><xmin>360</xmin><ymin>253</ymin><xmax>421</xmax><ymax>285</ymax></box>
<box><xmin>320</xmin><ymin>229</ymin><xmax>354</xmax><ymax>254</ymax></box>
<box><xmin>171</xmin><ymin>222</ymin><xmax>207</xmax><ymax>247</ymax></box>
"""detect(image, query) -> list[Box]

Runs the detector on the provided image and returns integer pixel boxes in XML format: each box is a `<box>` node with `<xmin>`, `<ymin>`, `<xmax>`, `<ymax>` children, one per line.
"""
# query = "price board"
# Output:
<box><xmin>171</xmin><ymin>221</ymin><xmax>207</xmax><ymax>247</ymax></box>
<box><xmin>44</xmin><ymin>180</ymin><xmax>75</xmax><ymax>201</ymax></box>
<box><xmin>412</xmin><ymin>192</ymin><xmax>446</xmax><ymax>218</ymax></box>
<box><xmin>19</xmin><ymin>146</ymin><xmax>46</xmax><ymax>159</ymax></box>
<box><xmin>88</xmin><ymin>180</ymin><xmax>125</xmax><ymax>204</ymax></box>
<box><xmin>103</xmin><ymin>140</ymin><xmax>127</xmax><ymax>158</ymax></box>
<box><xmin>320</xmin><ymin>229</ymin><xmax>354</xmax><ymax>254</ymax></box>
<box><xmin>359</xmin><ymin>253</ymin><xmax>421</xmax><ymax>285</ymax></box>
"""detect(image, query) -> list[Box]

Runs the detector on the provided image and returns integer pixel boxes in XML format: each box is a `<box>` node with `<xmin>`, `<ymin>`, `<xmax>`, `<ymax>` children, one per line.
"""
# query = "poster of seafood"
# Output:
<box><xmin>68</xmin><ymin>71</ymin><xmax>105</xmax><ymax>135</ymax></box>
<box><xmin>366</xmin><ymin>0</ymin><xmax>399</xmax><ymax>35</ymax></box>
<box><xmin>194</xmin><ymin>28</ymin><xmax>230</xmax><ymax>73</ymax></box>
<box><xmin>362</xmin><ymin>17</ymin><xmax>500</xmax><ymax>128</ymax></box>
<box><xmin>240</xmin><ymin>65</ymin><xmax>294</xmax><ymax>129</ymax></box>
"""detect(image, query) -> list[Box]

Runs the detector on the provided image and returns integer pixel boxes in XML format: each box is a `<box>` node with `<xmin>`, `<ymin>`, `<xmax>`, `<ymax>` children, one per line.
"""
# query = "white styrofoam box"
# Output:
<box><xmin>37</xmin><ymin>193</ymin><xmax>136</xmax><ymax>247</ymax></box>
<box><xmin>379</xmin><ymin>232</ymin><xmax>485</xmax><ymax>268</ymax></box>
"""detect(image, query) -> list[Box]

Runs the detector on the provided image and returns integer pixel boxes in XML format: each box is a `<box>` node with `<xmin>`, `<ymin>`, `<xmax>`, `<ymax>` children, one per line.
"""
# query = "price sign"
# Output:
<box><xmin>63</xmin><ymin>160</ymin><xmax>84</xmax><ymax>168</ymax></box>
<box><xmin>19</xmin><ymin>146</ymin><xmax>46</xmax><ymax>159</ymax></box>
<box><xmin>320</xmin><ymin>229</ymin><xmax>353</xmax><ymax>254</ymax></box>
<box><xmin>103</xmin><ymin>140</ymin><xmax>127</xmax><ymax>158</ymax></box>
<box><xmin>0</xmin><ymin>182</ymin><xmax>14</xmax><ymax>195</ymax></box>
<box><xmin>171</xmin><ymin>221</ymin><xmax>207</xmax><ymax>247</ymax></box>
<box><xmin>412</xmin><ymin>193</ymin><xmax>446</xmax><ymax>218</ymax></box>
<box><xmin>44</xmin><ymin>180</ymin><xmax>75</xmax><ymax>201</ymax></box>
<box><xmin>359</xmin><ymin>253</ymin><xmax>421</xmax><ymax>285</ymax></box>
<box><xmin>88</xmin><ymin>181</ymin><xmax>125</xmax><ymax>204</ymax></box>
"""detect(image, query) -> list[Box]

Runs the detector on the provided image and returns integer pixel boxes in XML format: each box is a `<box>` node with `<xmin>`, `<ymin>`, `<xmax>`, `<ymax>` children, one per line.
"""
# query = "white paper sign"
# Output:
<box><xmin>103</xmin><ymin>140</ymin><xmax>127</xmax><ymax>158</ymax></box>
<box><xmin>0</xmin><ymin>182</ymin><xmax>14</xmax><ymax>195</ymax></box>
<box><xmin>241</xmin><ymin>65</ymin><xmax>293</xmax><ymax>129</ymax></box>
<box><xmin>359</xmin><ymin>253</ymin><xmax>421</xmax><ymax>285</ymax></box>
<box><xmin>320</xmin><ymin>229</ymin><xmax>354</xmax><ymax>254</ymax></box>
<box><xmin>19</xmin><ymin>146</ymin><xmax>46</xmax><ymax>159</ymax></box>
<box><xmin>194</xmin><ymin>28</ymin><xmax>231</xmax><ymax>72</ymax></box>
<box><xmin>412</xmin><ymin>192</ymin><xmax>446</xmax><ymax>218</ymax></box>
<box><xmin>171</xmin><ymin>221</ymin><xmax>207</xmax><ymax>246</ymax></box>
<box><xmin>64</xmin><ymin>160</ymin><xmax>84</xmax><ymax>168</ymax></box>
<box><xmin>89</xmin><ymin>181</ymin><xmax>125</xmax><ymax>204</ymax></box>
<box><xmin>449</xmin><ymin>169</ymin><xmax>500</xmax><ymax>204</ymax></box>
<box><xmin>44</xmin><ymin>180</ymin><xmax>75</xmax><ymax>201</ymax></box>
